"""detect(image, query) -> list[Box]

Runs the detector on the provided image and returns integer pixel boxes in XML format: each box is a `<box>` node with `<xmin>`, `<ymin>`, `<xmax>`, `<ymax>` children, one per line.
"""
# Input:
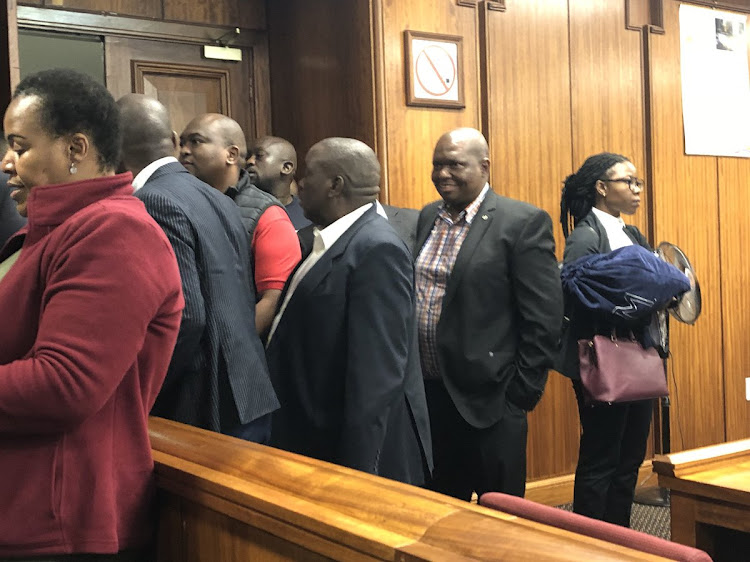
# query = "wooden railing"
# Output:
<box><xmin>149</xmin><ymin>417</ymin><xmax>667</xmax><ymax>561</ymax></box>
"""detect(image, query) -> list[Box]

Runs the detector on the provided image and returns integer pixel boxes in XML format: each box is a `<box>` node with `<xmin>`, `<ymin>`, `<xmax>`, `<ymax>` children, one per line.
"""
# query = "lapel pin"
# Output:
<box><xmin>482</xmin><ymin>214</ymin><xmax>488</xmax><ymax>220</ymax></box>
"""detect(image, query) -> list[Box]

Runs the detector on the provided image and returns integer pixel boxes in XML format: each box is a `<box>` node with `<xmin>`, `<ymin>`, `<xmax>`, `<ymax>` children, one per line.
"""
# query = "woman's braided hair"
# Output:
<box><xmin>560</xmin><ymin>152</ymin><xmax>630</xmax><ymax>238</ymax></box>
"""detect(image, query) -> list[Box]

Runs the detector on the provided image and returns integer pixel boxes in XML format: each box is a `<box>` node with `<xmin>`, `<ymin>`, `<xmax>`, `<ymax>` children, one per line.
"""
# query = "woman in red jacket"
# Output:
<box><xmin>0</xmin><ymin>69</ymin><xmax>184</xmax><ymax>560</ymax></box>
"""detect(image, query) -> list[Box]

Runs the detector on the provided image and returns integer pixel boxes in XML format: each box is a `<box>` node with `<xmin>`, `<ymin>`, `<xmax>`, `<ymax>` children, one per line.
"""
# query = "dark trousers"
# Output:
<box><xmin>424</xmin><ymin>379</ymin><xmax>527</xmax><ymax>501</ymax></box>
<box><xmin>572</xmin><ymin>380</ymin><xmax>652</xmax><ymax>527</ymax></box>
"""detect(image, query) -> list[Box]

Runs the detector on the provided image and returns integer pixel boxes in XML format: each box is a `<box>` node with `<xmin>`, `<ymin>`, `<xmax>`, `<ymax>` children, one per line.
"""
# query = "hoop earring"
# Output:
<box><xmin>69</xmin><ymin>162</ymin><xmax>77</xmax><ymax>175</ymax></box>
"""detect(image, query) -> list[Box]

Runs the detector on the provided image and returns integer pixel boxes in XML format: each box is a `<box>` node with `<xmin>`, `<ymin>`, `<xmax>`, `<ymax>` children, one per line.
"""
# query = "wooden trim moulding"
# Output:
<box><xmin>458</xmin><ymin>0</ymin><xmax>505</xmax><ymax>9</ymax></box>
<box><xmin>16</xmin><ymin>5</ymin><xmax>265</xmax><ymax>47</ymax></box>
<box><xmin>131</xmin><ymin>60</ymin><xmax>231</xmax><ymax>116</ymax></box>
<box><xmin>626</xmin><ymin>0</ymin><xmax>665</xmax><ymax>33</ymax></box>
<box><xmin>681</xmin><ymin>0</ymin><xmax>750</xmax><ymax>14</ymax></box>
<box><xmin>371</xmin><ymin>0</ymin><xmax>389</xmax><ymax>204</ymax></box>
<box><xmin>478</xmin><ymin>1</ymin><xmax>493</xmax><ymax>158</ymax></box>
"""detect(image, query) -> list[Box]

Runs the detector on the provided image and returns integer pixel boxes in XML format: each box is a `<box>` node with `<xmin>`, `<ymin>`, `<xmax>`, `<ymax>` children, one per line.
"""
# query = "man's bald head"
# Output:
<box><xmin>246</xmin><ymin>135</ymin><xmax>297</xmax><ymax>200</ymax></box>
<box><xmin>299</xmin><ymin>137</ymin><xmax>381</xmax><ymax>227</ymax></box>
<box><xmin>309</xmin><ymin>137</ymin><xmax>380</xmax><ymax>197</ymax></box>
<box><xmin>432</xmin><ymin>127</ymin><xmax>490</xmax><ymax>215</ymax></box>
<box><xmin>435</xmin><ymin>127</ymin><xmax>489</xmax><ymax>160</ymax></box>
<box><xmin>178</xmin><ymin>113</ymin><xmax>248</xmax><ymax>191</ymax></box>
<box><xmin>187</xmin><ymin>113</ymin><xmax>247</xmax><ymax>158</ymax></box>
<box><xmin>116</xmin><ymin>94</ymin><xmax>176</xmax><ymax>176</ymax></box>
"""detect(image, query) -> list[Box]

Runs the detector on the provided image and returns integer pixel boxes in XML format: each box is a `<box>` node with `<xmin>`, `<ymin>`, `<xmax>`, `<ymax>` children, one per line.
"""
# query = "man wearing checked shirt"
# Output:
<box><xmin>414</xmin><ymin>128</ymin><xmax>562</xmax><ymax>500</ymax></box>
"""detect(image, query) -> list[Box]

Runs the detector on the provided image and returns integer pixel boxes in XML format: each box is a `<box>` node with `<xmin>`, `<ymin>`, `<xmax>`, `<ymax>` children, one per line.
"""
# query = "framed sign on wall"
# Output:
<box><xmin>404</xmin><ymin>30</ymin><xmax>464</xmax><ymax>109</ymax></box>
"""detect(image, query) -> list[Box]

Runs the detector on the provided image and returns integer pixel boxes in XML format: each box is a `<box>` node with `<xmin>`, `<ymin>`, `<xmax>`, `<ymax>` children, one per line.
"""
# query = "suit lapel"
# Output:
<box><xmin>292</xmin><ymin>206</ymin><xmax>379</xmax><ymax>296</ymax></box>
<box><xmin>415</xmin><ymin>204</ymin><xmax>440</xmax><ymax>257</ymax></box>
<box><xmin>442</xmin><ymin>191</ymin><xmax>497</xmax><ymax>309</ymax></box>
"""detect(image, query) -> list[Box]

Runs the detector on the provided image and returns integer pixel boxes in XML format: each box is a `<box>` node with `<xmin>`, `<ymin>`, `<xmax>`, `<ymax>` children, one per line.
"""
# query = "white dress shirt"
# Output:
<box><xmin>591</xmin><ymin>207</ymin><xmax>633</xmax><ymax>251</ymax></box>
<box><xmin>267</xmin><ymin>201</ymin><xmax>378</xmax><ymax>345</ymax></box>
<box><xmin>131</xmin><ymin>156</ymin><xmax>179</xmax><ymax>191</ymax></box>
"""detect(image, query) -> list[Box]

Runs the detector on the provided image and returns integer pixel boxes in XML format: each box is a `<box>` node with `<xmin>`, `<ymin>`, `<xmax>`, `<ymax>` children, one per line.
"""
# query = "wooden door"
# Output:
<box><xmin>105</xmin><ymin>35</ymin><xmax>270</xmax><ymax>143</ymax></box>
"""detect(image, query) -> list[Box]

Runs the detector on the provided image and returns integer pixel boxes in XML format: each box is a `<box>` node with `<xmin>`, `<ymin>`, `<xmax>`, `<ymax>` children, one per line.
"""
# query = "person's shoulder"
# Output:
<box><xmin>356</xmin><ymin>212</ymin><xmax>410</xmax><ymax>254</ymax></box>
<box><xmin>419</xmin><ymin>200</ymin><xmax>442</xmax><ymax>215</ymax></box>
<box><xmin>491</xmin><ymin>190</ymin><xmax>547</xmax><ymax>219</ymax></box>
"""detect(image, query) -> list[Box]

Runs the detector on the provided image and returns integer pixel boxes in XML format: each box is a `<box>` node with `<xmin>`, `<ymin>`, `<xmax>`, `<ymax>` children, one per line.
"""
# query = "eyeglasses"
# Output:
<box><xmin>600</xmin><ymin>176</ymin><xmax>645</xmax><ymax>193</ymax></box>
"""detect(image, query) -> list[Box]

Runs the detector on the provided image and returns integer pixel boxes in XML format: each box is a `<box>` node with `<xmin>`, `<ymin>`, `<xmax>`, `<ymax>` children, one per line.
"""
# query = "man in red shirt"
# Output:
<box><xmin>179</xmin><ymin>114</ymin><xmax>301</xmax><ymax>337</ymax></box>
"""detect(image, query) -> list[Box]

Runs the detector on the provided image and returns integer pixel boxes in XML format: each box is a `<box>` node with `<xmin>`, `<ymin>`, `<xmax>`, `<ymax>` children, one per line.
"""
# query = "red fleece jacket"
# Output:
<box><xmin>0</xmin><ymin>173</ymin><xmax>183</xmax><ymax>556</ymax></box>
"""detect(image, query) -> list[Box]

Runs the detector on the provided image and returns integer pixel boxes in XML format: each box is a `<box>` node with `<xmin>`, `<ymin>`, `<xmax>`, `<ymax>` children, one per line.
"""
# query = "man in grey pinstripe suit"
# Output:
<box><xmin>117</xmin><ymin>95</ymin><xmax>279</xmax><ymax>442</ymax></box>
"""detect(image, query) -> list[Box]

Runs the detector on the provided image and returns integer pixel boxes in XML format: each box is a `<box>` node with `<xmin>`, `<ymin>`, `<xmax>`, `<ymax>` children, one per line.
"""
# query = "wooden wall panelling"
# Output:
<box><xmin>1</xmin><ymin>0</ymin><xmax>20</xmax><ymax>111</ymax></box>
<box><xmin>479</xmin><ymin>0</ymin><xmax>579</xmax><ymax>481</ymax></box>
<box><xmin>716</xmin><ymin>20</ymin><xmax>750</xmax><ymax>442</ymax></box>
<box><xmin>251</xmin><ymin>36</ymin><xmax>272</xmax><ymax>137</ymax></box>
<box><xmin>267</xmin><ymin>0</ymin><xmax>376</xmax><ymax>176</ymax></box>
<box><xmin>719</xmin><ymin>155</ymin><xmax>750</xmax><ymax>441</ymax></box>
<box><xmin>648</xmin><ymin>0</ymin><xmax>725</xmax><ymax>450</ymax></box>
<box><xmin>380</xmin><ymin>0</ymin><xmax>480</xmax><ymax>209</ymax></box>
<box><xmin>163</xmin><ymin>0</ymin><xmax>265</xmax><ymax>31</ymax></box>
<box><xmin>569</xmin><ymin>0</ymin><xmax>649</xmax><ymax>237</ymax></box>
<box><xmin>41</xmin><ymin>0</ymin><xmax>161</xmax><ymax>19</ymax></box>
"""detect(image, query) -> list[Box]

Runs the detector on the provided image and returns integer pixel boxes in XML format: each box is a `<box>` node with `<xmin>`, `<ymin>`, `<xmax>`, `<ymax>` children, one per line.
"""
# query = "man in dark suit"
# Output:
<box><xmin>117</xmin><ymin>94</ymin><xmax>279</xmax><ymax>442</ymax></box>
<box><xmin>298</xmin><ymin>202</ymin><xmax>418</xmax><ymax>257</ymax></box>
<box><xmin>0</xmin><ymin>134</ymin><xmax>26</xmax><ymax>247</ymax></box>
<box><xmin>266</xmin><ymin>137</ymin><xmax>432</xmax><ymax>484</ymax></box>
<box><xmin>415</xmin><ymin>128</ymin><xmax>562</xmax><ymax>499</ymax></box>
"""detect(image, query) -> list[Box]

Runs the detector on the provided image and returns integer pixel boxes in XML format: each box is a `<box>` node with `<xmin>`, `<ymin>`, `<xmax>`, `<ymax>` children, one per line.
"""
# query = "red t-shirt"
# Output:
<box><xmin>251</xmin><ymin>205</ymin><xmax>301</xmax><ymax>292</ymax></box>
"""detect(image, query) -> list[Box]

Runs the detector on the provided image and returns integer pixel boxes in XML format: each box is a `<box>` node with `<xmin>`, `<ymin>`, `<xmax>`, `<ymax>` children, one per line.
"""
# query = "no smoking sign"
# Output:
<box><xmin>405</xmin><ymin>31</ymin><xmax>464</xmax><ymax>109</ymax></box>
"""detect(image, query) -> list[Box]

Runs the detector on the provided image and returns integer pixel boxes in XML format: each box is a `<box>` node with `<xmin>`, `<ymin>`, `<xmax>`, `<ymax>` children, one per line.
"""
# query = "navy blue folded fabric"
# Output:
<box><xmin>561</xmin><ymin>245</ymin><xmax>691</xmax><ymax>319</ymax></box>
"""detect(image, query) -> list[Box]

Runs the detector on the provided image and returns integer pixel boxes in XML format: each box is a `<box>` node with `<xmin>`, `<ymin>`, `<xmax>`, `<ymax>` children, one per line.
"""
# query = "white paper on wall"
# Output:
<box><xmin>680</xmin><ymin>4</ymin><xmax>750</xmax><ymax>158</ymax></box>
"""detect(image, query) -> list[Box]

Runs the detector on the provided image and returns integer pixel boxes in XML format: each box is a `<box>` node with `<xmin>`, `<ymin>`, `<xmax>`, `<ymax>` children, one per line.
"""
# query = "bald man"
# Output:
<box><xmin>266</xmin><ymin>137</ymin><xmax>432</xmax><ymax>485</ymax></box>
<box><xmin>415</xmin><ymin>128</ymin><xmax>562</xmax><ymax>499</ymax></box>
<box><xmin>179</xmin><ymin>115</ymin><xmax>301</xmax><ymax>337</ymax></box>
<box><xmin>118</xmin><ymin>95</ymin><xmax>278</xmax><ymax>441</ymax></box>
<box><xmin>246</xmin><ymin>135</ymin><xmax>311</xmax><ymax>229</ymax></box>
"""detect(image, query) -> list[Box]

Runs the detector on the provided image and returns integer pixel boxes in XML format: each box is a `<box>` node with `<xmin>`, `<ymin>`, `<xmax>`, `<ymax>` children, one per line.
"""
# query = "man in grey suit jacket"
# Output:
<box><xmin>266</xmin><ymin>138</ymin><xmax>432</xmax><ymax>484</ymax></box>
<box><xmin>415</xmin><ymin>128</ymin><xmax>562</xmax><ymax>499</ymax></box>
<box><xmin>117</xmin><ymin>95</ymin><xmax>279</xmax><ymax>442</ymax></box>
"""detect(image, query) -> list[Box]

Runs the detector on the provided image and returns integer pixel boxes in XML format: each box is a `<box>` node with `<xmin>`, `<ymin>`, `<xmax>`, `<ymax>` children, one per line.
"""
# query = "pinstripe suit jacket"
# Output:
<box><xmin>137</xmin><ymin>161</ymin><xmax>279</xmax><ymax>433</ymax></box>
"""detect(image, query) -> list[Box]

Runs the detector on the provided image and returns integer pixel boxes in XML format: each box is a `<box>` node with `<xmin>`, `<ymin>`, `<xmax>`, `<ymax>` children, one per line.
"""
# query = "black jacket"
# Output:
<box><xmin>416</xmin><ymin>190</ymin><xmax>563</xmax><ymax>427</ymax></box>
<box><xmin>267</xmin><ymin>206</ymin><xmax>432</xmax><ymax>485</ymax></box>
<box><xmin>557</xmin><ymin>211</ymin><xmax>651</xmax><ymax>379</ymax></box>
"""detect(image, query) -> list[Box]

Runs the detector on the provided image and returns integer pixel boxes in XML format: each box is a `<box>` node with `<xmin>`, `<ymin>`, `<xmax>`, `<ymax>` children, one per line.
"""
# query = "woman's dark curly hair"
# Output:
<box><xmin>560</xmin><ymin>152</ymin><xmax>630</xmax><ymax>238</ymax></box>
<box><xmin>12</xmin><ymin>69</ymin><xmax>121</xmax><ymax>171</ymax></box>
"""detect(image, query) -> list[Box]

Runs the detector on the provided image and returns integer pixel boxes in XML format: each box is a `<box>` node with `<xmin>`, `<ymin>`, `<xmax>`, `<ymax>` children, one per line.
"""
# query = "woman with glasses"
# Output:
<box><xmin>557</xmin><ymin>152</ymin><xmax>651</xmax><ymax>527</ymax></box>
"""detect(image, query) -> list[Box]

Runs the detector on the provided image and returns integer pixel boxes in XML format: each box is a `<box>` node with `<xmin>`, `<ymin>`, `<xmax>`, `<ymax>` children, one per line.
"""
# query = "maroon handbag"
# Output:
<box><xmin>578</xmin><ymin>334</ymin><xmax>668</xmax><ymax>404</ymax></box>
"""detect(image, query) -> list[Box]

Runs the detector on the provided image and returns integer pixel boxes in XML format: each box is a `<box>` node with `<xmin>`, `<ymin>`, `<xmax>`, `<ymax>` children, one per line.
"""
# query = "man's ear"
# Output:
<box><xmin>170</xmin><ymin>131</ymin><xmax>179</xmax><ymax>154</ymax></box>
<box><xmin>281</xmin><ymin>160</ymin><xmax>295</xmax><ymax>176</ymax></box>
<box><xmin>329</xmin><ymin>175</ymin><xmax>345</xmax><ymax>197</ymax></box>
<box><xmin>226</xmin><ymin>145</ymin><xmax>241</xmax><ymax>165</ymax></box>
<box><xmin>480</xmin><ymin>157</ymin><xmax>490</xmax><ymax>176</ymax></box>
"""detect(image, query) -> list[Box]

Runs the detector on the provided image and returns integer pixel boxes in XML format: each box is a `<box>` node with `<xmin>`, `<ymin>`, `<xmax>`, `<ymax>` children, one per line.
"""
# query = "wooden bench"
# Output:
<box><xmin>654</xmin><ymin>439</ymin><xmax>750</xmax><ymax>561</ymax></box>
<box><xmin>149</xmin><ymin>417</ymin><xmax>674</xmax><ymax>560</ymax></box>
